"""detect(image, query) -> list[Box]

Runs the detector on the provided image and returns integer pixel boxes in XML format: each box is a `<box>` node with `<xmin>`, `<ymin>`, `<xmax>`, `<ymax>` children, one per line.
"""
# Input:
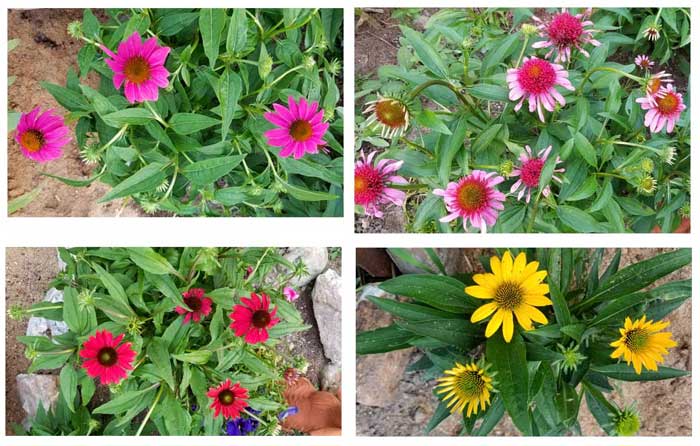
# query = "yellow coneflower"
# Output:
<box><xmin>466</xmin><ymin>251</ymin><xmax>552</xmax><ymax>342</ymax></box>
<box><xmin>610</xmin><ymin>315</ymin><xmax>677</xmax><ymax>374</ymax></box>
<box><xmin>435</xmin><ymin>361</ymin><xmax>494</xmax><ymax>417</ymax></box>
<box><xmin>363</xmin><ymin>94</ymin><xmax>410</xmax><ymax>138</ymax></box>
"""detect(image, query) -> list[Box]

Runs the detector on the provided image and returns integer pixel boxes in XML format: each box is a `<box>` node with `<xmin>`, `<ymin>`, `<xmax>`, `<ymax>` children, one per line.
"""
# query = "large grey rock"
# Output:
<box><xmin>311</xmin><ymin>269</ymin><xmax>342</xmax><ymax>364</ymax></box>
<box><xmin>356</xmin><ymin>284</ymin><xmax>414</xmax><ymax>407</ymax></box>
<box><xmin>268</xmin><ymin>248</ymin><xmax>329</xmax><ymax>287</ymax></box>
<box><xmin>387</xmin><ymin>248</ymin><xmax>464</xmax><ymax>275</ymax></box>
<box><xmin>26</xmin><ymin>288</ymin><xmax>68</xmax><ymax>337</ymax></box>
<box><xmin>17</xmin><ymin>374</ymin><xmax>59</xmax><ymax>426</ymax></box>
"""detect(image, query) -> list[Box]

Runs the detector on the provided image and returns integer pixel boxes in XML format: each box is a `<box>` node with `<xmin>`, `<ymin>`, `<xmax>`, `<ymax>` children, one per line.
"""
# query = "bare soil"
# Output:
<box><xmin>356</xmin><ymin>248</ymin><xmax>692</xmax><ymax>436</ymax></box>
<box><xmin>7</xmin><ymin>9</ymin><xmax>143</xmax><ymax>217</ymax></box>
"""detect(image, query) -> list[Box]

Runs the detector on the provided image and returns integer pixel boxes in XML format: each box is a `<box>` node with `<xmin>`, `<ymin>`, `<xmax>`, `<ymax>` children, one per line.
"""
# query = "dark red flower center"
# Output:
<box><xmin>354</xmin><ymin>165</ymin><xmax>384</xmax><ymax>205</ymax></box>
<box><xmin>518</xmin><ymin>58</ymin><xmax>557</xmax><ymax>94</ymax></box>
<box><xmin>521</xmin><ymin>158</ymin><xmax>545</xmax><ymax>188</ymax></box>
<box><xmin>639</xmin><ymin>59</ymin><xmax>651</xmax><ymax>69</ymax></box>
<box><xmin>456</xmin><ymin>179</ymin><xmax>488</xmax><ymax>212</ymax></box>
<box><xmin>20</xmin><ymin>129</ymin><xmax>45</xmax><ymax>152</ymax></box>
<box><xmin>184</xmin><ymin>296</ymin><xmax>202</xmax><ymax>312</ymax></box>
<box><xmin>375</xmin><ymin>99</ymin><xmax>407</xmax><ymax>128</ymax></box>
<box><xmin>290</xmin><ymin>120</ymin><xmax>313</xmax><ymax>142</ymax></box>
<box><xmin>97</xmin><ymin>347</ymin><xmax>118</xmax><ymax>366</ymax></box>
<box><xmin>657</xmin><ymin>93</ymin><xmax>680</xmax><ymax>115</ymax></box>
<box><xmin>124</xmin><ymin>56</ymin><xmax>151</xmax><ymax>84</ymax></box>
<box><xmin>548</xmin><ymin>12</ymin><xmax>583</xmax><ymax>46</ymax></box>
<box><xmin>218</xmin><ymin>389</ymin><xmax>235</xmax><ymax>406</ymax></box>
<box><xmin>252</xmin><ymin>310</ymin><xmax>272</xmax><ymax>328</ymax></box>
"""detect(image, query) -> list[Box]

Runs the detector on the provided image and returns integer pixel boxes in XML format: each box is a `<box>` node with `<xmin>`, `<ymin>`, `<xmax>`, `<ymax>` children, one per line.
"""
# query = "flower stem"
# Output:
<box><xmin>399</xmin><ymin>137</ymin><xmax>433</xmax><ymax>158</ymax></box>
<box><xmin>526</xmin><ymin>194</ymin><xmax>542</xmax><ymax>233</ymax></box>
<box><xmin>136</xmin><ymin>384</ymin><xmax>163</xmax><ymax>436</ymax></box>
<box><xmin>244</xmin><ymin>247</ymin><xmax>272</xmax><ymax>286</ymax></box>
<box><xmin>407</xmin><ymin>79</ymin><xmax>486</xmax><ymax>121</ymax></box>
<box><xmin>144</xmin><ymin>102</ymin><xmax>169</xmax><ymax>128</ymax></box>
<box><xmin>577</xmin><ymin>67</ymin><xmax>643</xmax><ymax>95</ymax></box>
<box><xmin>99</xmin><ymin>125</ymin><xmax>128</xmax><ymax>152</ymax></box>
<box><xmin>515</xmin><ymin>35</ymin><xmax>530</xmax><ymax>68</ymax></box>
<box><xmin>386</xmin><ymin>183</ymin><xmax>429</xmax><ymax>191</ymax></box>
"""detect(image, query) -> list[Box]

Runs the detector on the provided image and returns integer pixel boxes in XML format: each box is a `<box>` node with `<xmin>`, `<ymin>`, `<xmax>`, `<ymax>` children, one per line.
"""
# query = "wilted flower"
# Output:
<box><xmin>637</xmin><ymin>85</ymin><xmax>686</xmax><ymax>133</ymax></box>
<box><xmin>509</xmin><ymin>145</ymin><xmax>564</xmax><ymax>203</ymax></box>
<box><xmin>354</xmin><ymin>150</ymin><xmax>407</xmax><ymax>218</ymax></box>
<box><xmin>507</xmin><ymin>56</ymin><xmax>575</xmax><ymax>122</ymax></box>
<box><xmin>643</xmin><ymin>71</ymin><xmax>673</xmax><ymax>104</ymax></box>
<box><xmin>634</xmin><ymin>54</ymin><xmax>654</xmax><ymax>70</ymax></box>
<box><xmin>15</xmin><ymin>107</ymin><xmax>71</xmax><ymax>162</ymax></box>
<box><xmin>532</xmin><ymin>8</ymin><xmax>600</xmax><ymax>63</ymax></box>
<box><xmin>433</xmin><ymin>170</ymin><xmax>505</xmax><ymax>233</ymax></box>
<box><xmin>263</xmin><ymin>96</ymin><xmax>329</xmax><ymax>159</ymax></box>
<box><xmin>101</xmin><ymin>31</ymin><xmax>171</xmax><ymax>104</ymax></box>
<box><xmin>363</xmin><ymin>94</ymin><xmax>410</xmax><ymax>138</ymax></box>
<box><xmin>661</xmin><ymin>146</ymin><xmax>677</xmax><ymax>165</ymax></box>
<box><xmin>643</xmin><ymin>23</ymin><xmax>661</xmax><ymax>41</ymax></box>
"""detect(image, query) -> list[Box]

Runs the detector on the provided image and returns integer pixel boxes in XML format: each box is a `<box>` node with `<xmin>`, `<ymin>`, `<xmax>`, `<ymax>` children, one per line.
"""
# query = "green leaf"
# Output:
<box><xmin>467</xmin><ymin>84</ymin><xmax>509</xmax><ymax>101</ymax></box>
<box><xmin>573</xmin><ymin>132</ymin><xmax>597</xmax><ymax>167</ymax></box>
<box><xmin>181</xmin><ymin>155</ymin><xmax>244</xmax><ymax>186</ymax></box>
<box><xmin>40</xmin><ymin>81</ymin><xmax>90</xmax><ymax>111</ymax></box>
<box><xmin>471</xmin><ymin>123</ymin><xmax>502</xmax><ymax>153</ymax></box>
<box><xmin>282</xmin><ymin>179</ymin><xmax>338</xmax><ymax>201</ymax></box>
<box><xmin>481</xmin><ymin>32</ymin><xmax>520</xmax><ymax>75</ymax></box>
<box><xmin>147</xmin><ymin>337</ymin><xmax>175</xmax><ymax>390</ymax></box>
<box><xmin>172</xmin><ymin>350</ymin><xmax>213</xmax><ymax>364</ymax></box>
<box><xmin>367</xmin><ymin>296</ymin><xmax>455</xmax><ymax>321</ymax></box>
<box><xmin>588</xmin><ymin>292</ymin><xmax>650</xmax><ymax>327</ymax></box>
<box><xmin>486</xmin><ymin>333</ymin><xmax>532</xmax><ymax>435</ymax></box>
<box><xmin>548</xmin><ymin>281</ymin><xmax>572</xmax><ymax>327</ymax></box>
<box><xmin>397</xmin><ymin>318</ymin><xmax>482</xmax><ymax>348</ymax></box>
<box><xmin>226</xmin><ymin>9</ymin><xmax>248</xmax><ymax>54</ymax></box>
<box><xmin>99</xmin><ymin>163</ymin><xmax>167</xmax><ymax>202</ymax></box>
<box><xmin>424</xmin><ymin>397</ymin><xmax>451</xmax><ymax>433</ymax></box>
<box><xmin>400</xmin><ymin>25</ymin><xmax>450</xmax><ymax>79</ymax></box>
<box><xmin>591</xmin><ymin>364</ymin><xmax>689</xmax><ymax>381</ymax></box>
<box><xmin>43</xmin><ymin>169</ymin><xmax>104</xmax><ymax>187</ymax></box>
<box><xmin>169</xmin><ymin>113</ymin><xmax>220</xmax><ymax>135</ymax></box>
<box><xmin>8</xmin><ymin>187</ymin><xmax>41</xmax><ymax>214</ymax></box>
<box><xmin>438</xmin><ymin>114</ymin><xmax>469</xmax><ymax>184</ymax></box>
<box><xmin>356</xmin><ymin>324</ymin><xmax>415</xmax><ymax>355</ymax></box>
<box><xmin>199</xmin><ymin>9</ymin><xmax>226</xmax><ymax>69</ymax></box>
<box><xmin>379</xmin><ymin>274</ymin><xmax>477</xmax><ymax>313</ymax></box>
<box><xmin>127</xmin><ymin>248</ymin><xmax>181</xmax><ymax>277</ymax></box>
<box><xmin>59</xmin><ymin>365</ymin><xmax>78</xmax><ymax>412</ymax></box>
<box><xmin>93</xmin><ymin>386</ymin><xmax>158</xmax><ymax>415</ymax></box>
<box><xmin>102</xmin><ymin>108</ymin><xmax>155</xmax><ymax>126</ymax></box>
<box><xmin>146</xmin><ymin>272</ymin><xmax>186</xmax><ymax>310</ymax></box>
<box><xmin>62</xmin><ymin>287</ymin><xmax>86</xmax><ymax>335</ymax></box>
<box><xmin>217</xmin><ymin>69</ymin><xmax>242</xmax><ymax>141</ymax></box>
<box><xmin>416</xmin><ymin>110</ymin><xmax>451</xmax><ymax>134</ymax></box>
<box><xmin>157</xmin><ymin>12</ymin><xmax>199</xmax><ymax>36</ymax></box>
<box><xmin>92</xmin><ymin>263</ymin><xmax>134</xmax><ymax>317</ymax></box>
<box><xmin>557</xmin><ymin>205</ymin><xmax>606</xmax><ymax>233</ymax></box>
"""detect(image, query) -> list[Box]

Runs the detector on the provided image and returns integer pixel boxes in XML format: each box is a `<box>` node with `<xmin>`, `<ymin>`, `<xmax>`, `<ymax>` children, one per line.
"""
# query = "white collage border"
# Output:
<box><xmin>0</xmin><ymin>0</ymin><xmax>696</xmax><ymax>445</ymax></box>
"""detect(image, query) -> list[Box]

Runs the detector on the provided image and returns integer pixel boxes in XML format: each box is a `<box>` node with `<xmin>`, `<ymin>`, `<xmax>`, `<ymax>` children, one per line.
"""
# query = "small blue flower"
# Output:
<box><xmin>225</xmin><ymin>420</ymin><xmax>242</xmax><ymax>436</ymax></box>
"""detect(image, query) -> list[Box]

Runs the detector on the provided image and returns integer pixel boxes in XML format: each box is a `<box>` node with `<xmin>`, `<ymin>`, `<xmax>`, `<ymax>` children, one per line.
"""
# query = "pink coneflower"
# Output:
<box><xmin>79</xmin><ymin>329</ymin><xmax>137</xmax><ymax>385</ymax></box>
<box><xmin>229</xmin><ymin>292</ymin><xmax>280</xmax><ymax>344</ymax></box>
<box><xmin>263</xmin><ymin>96</ymin><xmax>329</xmax><ymax>159</ymax></box>
<box><xmin>636</xmin><ymin>85</ymin><xmax>686</xmax><ymax>134</ymax></box>
<box><xmin>433</xmin><ymin>170</ymin><xmax>506</xmax><ymax>233</ymax></box>
<box><xmin>174</xmin><ymin>288</ymin><xmax>213</xmax><ymax>324</ymax></box>
<box><xmin>507</xmin><ymin>57</ymin><xmax>575</xmax><ymax>122</ymax></box>
<box><xmin>283</xmin><ymin>287</ymin><xmax>299</xmax><ymax>302</ymax></box>
<box><xmin>532</xmin><ymin>8</ymin><xmax>600</xmax><ymax>63</ymax></box>
<box><xmin>510</xmin><ymin>145</ymin><xmax>565</xmax><ymax>203</ymax></box>
<box><xmin>635</xmin><ymin>55</ymin><xmax>654</xmax><ymax>70</ymax></box>
<box><xmin>644</xmin><ymin>71</ymin><xmax>674</xmax><ymax>104</ymax></box>
<box><xmin>355</xmin><ymin>150</ymin><xmax>407</xmax><ymax>218</ymax></box>
<box><xmin>101</xmin><ymin>31</ymin><xmax>171</xmax><ymax>104</ymax></box>
<box><xmin>15</xmin><ymin>107</ymin><xmax>71</xmax><ymax>162</ymax></box>
<box><xmin>207</xmin><ymin>379</ymin><xmax>249</xmax><ymax>419</ymax></box>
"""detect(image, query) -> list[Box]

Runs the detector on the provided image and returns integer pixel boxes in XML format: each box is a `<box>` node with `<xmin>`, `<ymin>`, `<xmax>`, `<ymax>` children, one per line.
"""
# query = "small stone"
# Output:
<box><xmin>17</xmin><ymin>374</ymin><xmax>59</xmax><ymax>427</ymax></box>
<box><xmin>268</xmin><ymin>248</ymin><xmax>329</xmax><ymax>287</ymax></box>
<box><xmin>26</xmin><ymin>288</ymin><xmax>68</xmax><ymax>337</ymax></box>
<box><xmin>311</xmin><ymin>269</ymin><xmax>342</xmax><ymax>363</ymax></box>
<box><xmin>319</xmin><ymin>362</ymin><xmax>342</xmax><ymax>392</ymax></box>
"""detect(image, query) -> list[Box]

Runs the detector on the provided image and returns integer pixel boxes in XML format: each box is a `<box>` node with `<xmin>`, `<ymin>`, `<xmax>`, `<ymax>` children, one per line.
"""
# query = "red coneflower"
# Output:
<box><xmin>229</xmin><ymin>292</ymin><xmax>281</xmax><ymax>344</ymax></box>
<box><xmin>532</xmin><ymin>8</ymin><xmax>600</xmax><ymax>63</ymax></box>
<box><xmin>207</xmin><ymin>379</ymin><xmax>249</xmax><ymax>419</ymax></box>
<box><xmin>174</xmin><ymin>288</ymin><xmax>213</xmax><ymax>324</ymax></box>
<box><xmin>79</xmin><ymin>329</ymin><xmax>137</xmax><ymax>385</ymax></box>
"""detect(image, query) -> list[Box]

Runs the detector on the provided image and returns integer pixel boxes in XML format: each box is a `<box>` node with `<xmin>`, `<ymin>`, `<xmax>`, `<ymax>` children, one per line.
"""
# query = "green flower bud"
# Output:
<box><xmin>498</xmin><ymin>160</ymin><xmax>514</xmax><ymax>177</ymax></box>
<box><xmin>7</xmin><ymin>304</ymin><xmax>26</xmax><ymax>321</ymax></box>
<box><xmin>521</xmin><ymin>23</ymin><xmax>538</xmax><ymax>36</ymax></box>
<box><xmin>639</xmin><ymin>157</ymin><xmax>654</xmax><ymax>173</ymax></box>
<box><xmin>67</xmin><ymin>21</ymin><xmax>83</xmax><ymax>39</ymax></box>
<box><xmin>613</xmin><ymin>406</ymin><xmax>641</xmax><ymax>436</ymax></box>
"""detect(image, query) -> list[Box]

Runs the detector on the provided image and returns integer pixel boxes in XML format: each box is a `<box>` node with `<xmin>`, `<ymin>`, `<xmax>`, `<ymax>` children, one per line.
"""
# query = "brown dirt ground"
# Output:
<box><xmin>7</xmin><ymin>9</ymin><xmax>143</xmax><ymax>217</ymax></box>
<box><xmin>356</xmin><ymin>248</ymin><xmax>692</xmax><ymax>436</ymax></box>
<box><xmin>5</xmin><ymin>247</ymin><xmax>336</xmax><ymax>434</ymax></box>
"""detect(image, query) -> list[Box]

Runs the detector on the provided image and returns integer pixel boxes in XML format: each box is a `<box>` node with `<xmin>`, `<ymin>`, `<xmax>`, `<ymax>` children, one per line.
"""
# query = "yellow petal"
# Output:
<box><xmin>502</xmin><ymin>310</ymin><xmax>514</xmax><ymax>342</ymax></box>
<box><xmin>501</xmin><ymin>251</ymin><xmax>514</xmax><ymax>279</ymax></box>
<box><xmin>465</xmin><ymin>285</ymin><xmax>495</xmax><ymax>299</ymax></box>
<box><xmin>489</xmin><ymin>255</ymin><xmax>502</xmax><ymax>278</ymax></box>
<box><xmin>513</xmin><ymin>306</ymin><xmax>534</xmax><ymax>330</ymax></box>
<box><xmin>522</xmin><ymin>304</ymin><xmax>548</xmax><ymax>325</ymax></box>
<box><xmin>471</xmin><ymin>302</ymin><xmax>498</xmax><ymax>322</ymax></box>
<box><xmin>524</xmin><ymin>294</ymin><xmax>553</xmax><ymax>307</ymax></box>
<box><xmin>513</xmin><ymin>252</ymin><xmax>527</xmax><ymax>275</ymax></box>
<box><xmin>485</xmin><ymin>309</ymin><xmax>504</xmax><ymax>337</ymax></box>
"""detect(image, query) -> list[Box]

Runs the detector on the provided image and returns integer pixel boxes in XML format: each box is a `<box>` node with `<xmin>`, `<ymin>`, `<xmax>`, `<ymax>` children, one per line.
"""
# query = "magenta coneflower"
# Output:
<box><xmin>510</xmin><ymin>145</ymin><xmax>565</xmax><ymax>203</ymax></box>
<box><xmin>101</xmin><ymin>31</ymin><xmax>171</xmax><ymax>104</ymax></box>
<box><xmin>15</xmin><ymin>107</ymin><xmax>71</xmax><ymax>162</ymax></box>
<box><xmin>283</xmin><ymin>287</ymin><xmax>299</xmax><ymax>302</ymax></box>
<box><xmin>207</xmin><ymin>379</ymin><xmax>249</xmax><ymax>419</ymax></box>
<box><xmin>79</xmin><ymin>329</ymin><xmax>137</xmax><ymax>385</ymax></box>
<box><xmin>532</xmin><ymin>8</ymin><xmax>600</xmax><ymax>63</ymax></box>
<box><xmin>635</xmin><ymin>55</ymin><xmax>654</xmax><ymax>70</ymax></box>
<box><xmin>174</xmin><ymin>288</ymin><xmax>213</xmax><ymax>324</ymax></box>
<box><xmin>507</xmin><ymin>57</ymin><xmax>574</xmax><ymax>122</ymax></box>
<box><xmin>637</xmin><ymin>85</ymin><xmax>686</xmax><ymax>134</ymax></box>
<box><xmin>229</xmin><ymin>292</ymin><xmax>280</xmax><ymax>344</ymax></box>
<box><xmin>263</xmin><ymin>96</ymin><xmax>329</xmax><ymax>159</ymax></box>
<box><xmin>433</xmin><ymin>170</ymin><xmax>506</xmax><ymax>233</ymax></box>
<box><xmin>355</xmin><ymin>150</ymin><xmax>407</xmax><ymax>218</ymax></box>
